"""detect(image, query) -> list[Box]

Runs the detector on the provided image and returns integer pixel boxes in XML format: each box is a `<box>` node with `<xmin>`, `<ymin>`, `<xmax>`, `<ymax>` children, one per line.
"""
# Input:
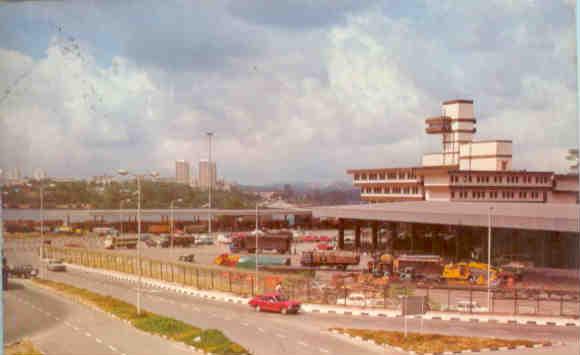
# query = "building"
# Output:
<box><xmin>33</xmin><ymin>168</ymin><xmax>47</xmax><ymax>180</ymax></box>
<box><xmin>198</xmin><ymin>159</ymin><xmax>217</xmax><ymax>190</ymax></box>
<box><xmin>349</xmin><ymin>99</ymin><xmax>578</xmax><ymax>204</ymax></box>
<box><xmin>310</xmin><ymin>99</ymin><xmax>580</xmax><ymax>269</ymax></box>
<box><xmin>91</xmin><ymin>175</ymin><xmax>113</xmax><ymax>185</ymax></box>
<box><xmin>175</xmin><ymin>160</ymin><xmax>190</xmax><ymax>185</ymax></box>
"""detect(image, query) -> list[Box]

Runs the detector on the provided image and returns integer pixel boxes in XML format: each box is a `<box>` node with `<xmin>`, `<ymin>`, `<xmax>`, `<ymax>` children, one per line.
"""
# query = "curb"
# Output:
<box><xmin>64</xmin><ymin>263</ymin><xmax>580</xmax><ymax>328</ymax></box>
<box><xmin>330</xmin><ymin>330</ymin><xmax>561</xmax><ymax>355</ymax></box>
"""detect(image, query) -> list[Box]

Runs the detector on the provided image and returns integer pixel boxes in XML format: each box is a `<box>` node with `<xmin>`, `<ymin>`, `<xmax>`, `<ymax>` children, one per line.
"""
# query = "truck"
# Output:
<box><xmin>148</xmin><ymin>224</ymin><xmax>170</xmax><ymax>234</ymax></box>
<box><xmin>157</xmin><ymin>234</ymin><xmax>196</xmax><ymax>248</ymax></box>
<box><xmin>229</xmin><ymin>232</ymin><xmax>292</xmax><ymax>254</ymax></box>
<box><xmin>300</xmin><ymin>251</ymin><xmax>360</xmax><ymax>270</ymax></box>
<box><xmin>104</xmin><ymin>235</ymin><xmax>137</xmax><ymax>249</ymax></box>
<box><xmin>93</xmin><ymin>227</ymin><xmax>119</xmax><ymax>237</ymax></box>
<box><xmin>442</xmin><ymin>261</ymin><xmax>500</xmax><ymax>286</ymax></box>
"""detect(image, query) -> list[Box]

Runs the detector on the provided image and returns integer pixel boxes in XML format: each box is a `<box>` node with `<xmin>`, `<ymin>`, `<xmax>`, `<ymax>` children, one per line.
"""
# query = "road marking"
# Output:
<box><xmin>298</xmin><ymin>341</ymin><xmax>308</xmax><ymax>347</ymax></box>
<box><xmin>257</xmin><ymin>327</ymin><xmax>265</xmax><ymax>333</ymax></box>
<box><xmin>64</xmin><ymin>321</ymin><xmax>72</xmax><ymax>327</ymax></box>
<box><xmin>73</xmin><ymin>326</ymin><xmax>80</xmax><ymax>331</ymax></box>
<box><xmin>108</xmin><ymin>345</ymin><xmax>117</xmax><ymax>352</ymax></box>
<box><xmin>95</xmin><ymin>338</ymin><xmax>103</xmax><ymax>344</ymax></box>
<box><xmin>241</xmin><ymin>322</ymin><xmax>249</xmax><ymax>326</ymax></box>
<box><xmin>320</xmin><ymin>348</ymin><xmax>330</xmax><ymax>353</ymax></box>
<box><xmin>85</xmin><ymin>332</ymin><xmax>92</xmax><ymax>337</ymax></box>
<box><xmin>276</xmin><ymin>333</ymin><xmax>286</xmax><ymax>339</ymax></box>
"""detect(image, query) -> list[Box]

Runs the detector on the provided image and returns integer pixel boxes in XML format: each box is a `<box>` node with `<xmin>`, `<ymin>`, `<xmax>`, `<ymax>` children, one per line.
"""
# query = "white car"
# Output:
<box><xmin>217</xmin><ymin>234</ymin><xmax>231</xmax><ymax>244</ymax></box>
<box><xmin>45</xmin><ymin>259</ymin><xmax>66</xmax><ymax>272</ymax></box>
<box><xmin>452</xmin><ymin>300</ymin><xmax>488</xmax><ymax>313</ymax></box>
<box><xmin>336</xmin><ymin>293</ymin><xmax>383</xmax><ymax>307</ymax></box>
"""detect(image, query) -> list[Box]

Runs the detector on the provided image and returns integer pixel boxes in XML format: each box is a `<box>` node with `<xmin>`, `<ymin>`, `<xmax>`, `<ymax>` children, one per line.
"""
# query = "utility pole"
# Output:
<box><xmin>487</xmin><ymin>206</ymin><xmax>494</xmax><ymax>311</ymax></box>
<box><xmin>207</xmin><ymin>132</ymin><xmax>213</xmax><ymax>239</ymax></box>
<box><xmin>255</xmin><ymin>203</ymin><xmax>259</xmax><ymax>295</ymax></box>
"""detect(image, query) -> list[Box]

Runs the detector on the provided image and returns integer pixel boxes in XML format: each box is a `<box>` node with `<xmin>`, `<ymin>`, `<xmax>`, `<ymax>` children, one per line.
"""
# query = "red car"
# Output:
<box><xmin>316</xmin><ymin>243</ymin><xmax>332</xmax><ymax>250</ymax></box>
<box><xmin>303</xmin><ymin>235</ymin><xmax>317</xmax><ymax>242</ymax></box>
<box><xmin>318</xmin><ymin>236</ymin><xmax>332</xmax><ymax>242</ymax></box>
<box><xmin>248</xmin><ymin>293</ymin><xmax>301</xmax><ymax>314</ymax></box>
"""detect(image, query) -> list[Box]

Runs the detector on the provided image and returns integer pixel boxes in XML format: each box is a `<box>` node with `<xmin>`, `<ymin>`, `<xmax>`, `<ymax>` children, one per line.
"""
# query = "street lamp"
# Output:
<box><xmin>117</xmin><ymin>169</ymin><xmax>158</xmax><ymax>315</ymax></box>
<box><xmin>39</xmin><ymin>182</ymin><xmax>55</xmax><ymax>273</ymax></box>
<box><xmin>255</xmin><ymin>203</ymin><xmax>260</xmax><ymax>295</ymax></box>
<box><xmin>170</xmin><ymin>198</ymin><xmax>183</xmax><ymax>253</ymax></box>
<box><xmin>119</xmin><ymin>198</ymin><xmax>131</xmax><ymax>236</ymax></box>
<box><xmin>207</xmin><ymin>132</ymin><xmax>214</xmax><ymax>240</ymax></box>
<box><xmin>487</xmin><ymin>205</ymin><xmax>494</xmax><ymax>311</ymax></box>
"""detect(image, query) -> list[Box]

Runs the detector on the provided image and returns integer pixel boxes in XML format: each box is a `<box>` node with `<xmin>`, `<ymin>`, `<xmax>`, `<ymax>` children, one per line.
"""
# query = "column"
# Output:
<box><xmin>337</xmin><ymin>219</ymin><xmax>345</xmax><ymax>250</ymax></box>
<box><xmin>354</xmin><ymin>222</ymin><xmax>361</xmax><ymax>250</ymax></box>
<box><xmin>371</xmin><ymin>221</ymin><xmax>379</xmax><ymax>251</ymax></box>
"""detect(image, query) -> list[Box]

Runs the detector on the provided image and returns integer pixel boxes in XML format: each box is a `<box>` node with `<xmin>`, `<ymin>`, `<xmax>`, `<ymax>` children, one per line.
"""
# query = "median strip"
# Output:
<box><xmin>31</xmin><ymin>279</ymin><xmax>250</xmax><ymax>355</ymax></box>
<box><xmin>329</xmin><ymin>328</ymin><xmax>553</xmax><ymax>355</ymax></box>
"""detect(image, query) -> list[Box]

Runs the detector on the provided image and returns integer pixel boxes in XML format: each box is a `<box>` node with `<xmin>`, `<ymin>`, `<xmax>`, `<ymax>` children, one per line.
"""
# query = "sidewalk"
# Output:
<box><xmin>66</xmin><ymin>263</ymin><xmax>580</xmax><ymax>328</ymax></box>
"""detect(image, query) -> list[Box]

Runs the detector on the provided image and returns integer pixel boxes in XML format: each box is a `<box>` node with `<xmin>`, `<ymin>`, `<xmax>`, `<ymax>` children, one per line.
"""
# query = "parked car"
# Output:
<box><xmin>336</xmin><ymin>292</ymin><xmax>383</xmax><ymax>307</ymax></box>
<box><xmin>316</xmin><ymin>243</ymin><xmax>333</xmax><ymax>251</ymax></box>
<box><xmin>46</xmin><ymin>259</ymin><xmax>66</xmax><ymax>272</ymax></box>
<box><xmin>178</xmin><ymin>254</ymin><xmax>196</xmax><ymax>263</ymax></box>
<box><xmin>451</xmin><ymin>300</ymin><xmax>488</xmax><ymax>313</ymax></box>
<box><xmin>196</xmin><ymin>235</ymin><xmax>214</xmax><ymax>245</ymax></box>
<box><xmin>217</xmin><ymin>233</ymin><xmax>232</xmax><ymax>244</ymax></box>
<box><xmin>248</xmin><ymin>293</ymin><xmax>301</xmax><ymax>314</ymax></box>
<box><xmin>9</xmin><ymin>264</ymin><xmax>38</xmax><ymax>278</ymax></box>
<box><xmin>318</xmin><ymin>236</ymin><xmax>332</xmax><ymax>242</ymax></box>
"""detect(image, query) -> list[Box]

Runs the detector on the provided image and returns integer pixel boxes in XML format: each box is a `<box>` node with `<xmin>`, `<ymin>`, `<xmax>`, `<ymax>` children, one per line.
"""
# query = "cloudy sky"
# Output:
<box><xmin>0</xmin><ymin>0</ymin><xmax>576</xmax><ymax>184</ymax></box>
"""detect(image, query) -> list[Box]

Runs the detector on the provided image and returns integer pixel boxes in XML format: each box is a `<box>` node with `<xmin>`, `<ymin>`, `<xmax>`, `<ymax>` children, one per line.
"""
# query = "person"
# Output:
<box><xmin>275</xmin><ymin>282</ymin><xmax>283</xmax><ymax>294</ymax></box>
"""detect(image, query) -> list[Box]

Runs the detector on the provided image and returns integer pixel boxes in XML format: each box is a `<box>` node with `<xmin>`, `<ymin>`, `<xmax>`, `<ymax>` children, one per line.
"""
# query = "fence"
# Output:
<box><xmin>43</xmin><ymin>246</ymin><xmax>580</xmax><ymax>318</ymax></box>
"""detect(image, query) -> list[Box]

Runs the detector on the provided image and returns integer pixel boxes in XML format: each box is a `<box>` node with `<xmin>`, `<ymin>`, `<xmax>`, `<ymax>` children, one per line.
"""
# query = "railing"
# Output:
<box><xmin>42</xmin><ymin>246</ymin><xmax>580</xmax><ymax>318</ymax></box>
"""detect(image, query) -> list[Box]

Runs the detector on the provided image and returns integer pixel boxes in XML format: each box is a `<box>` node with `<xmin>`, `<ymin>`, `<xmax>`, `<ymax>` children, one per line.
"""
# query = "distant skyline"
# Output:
<box><xmin>0</xmin><ymin>1</ymin><xmax>576</xmax><ymax>184</ymax></box>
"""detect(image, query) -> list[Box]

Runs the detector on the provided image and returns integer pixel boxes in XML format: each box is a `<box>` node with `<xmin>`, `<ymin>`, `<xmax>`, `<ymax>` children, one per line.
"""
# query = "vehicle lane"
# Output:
<box><xmin>5</xmin><ymin>279</ymin><xmax>203</xmax><ymax>355</ymax></box>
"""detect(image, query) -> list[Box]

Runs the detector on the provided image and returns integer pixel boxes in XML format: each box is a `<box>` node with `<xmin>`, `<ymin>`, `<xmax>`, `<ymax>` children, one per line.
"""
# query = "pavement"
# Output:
<box><xmin>5</xmin><ymin>241</ymin><xmax>580</xmax><ymax>355</ymax></box>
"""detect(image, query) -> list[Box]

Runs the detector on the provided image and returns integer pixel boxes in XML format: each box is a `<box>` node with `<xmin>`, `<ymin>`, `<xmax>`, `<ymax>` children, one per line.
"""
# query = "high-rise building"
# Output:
<box><xmin>33</xmin><ymin>168</ymin><xmax>47</xmax><ymax>180</ymax></box>
<box><xmin>198</xmin><ymin>159</ymin><xmax>217</xmax><ymax>190</ymax></box>
<box><xmin>175</xmin><ymin>160</ymin><xmax>190</xmax><ymax>184</ymax></box>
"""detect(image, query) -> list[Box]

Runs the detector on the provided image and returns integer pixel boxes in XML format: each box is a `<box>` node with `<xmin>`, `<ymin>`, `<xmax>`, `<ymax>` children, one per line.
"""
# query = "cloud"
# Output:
<box><xmin>0</xmin><ymin>1</ymin><xmax>576</xmax><ymax>184</ymax></box>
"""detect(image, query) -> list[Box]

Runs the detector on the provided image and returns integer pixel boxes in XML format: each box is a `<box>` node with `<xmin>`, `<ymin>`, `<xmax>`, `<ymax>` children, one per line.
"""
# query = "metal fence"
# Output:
<box><xmin>43</xmin><ymin>246</ymin><xmax>580</xmax><ymax>318</ymax></box>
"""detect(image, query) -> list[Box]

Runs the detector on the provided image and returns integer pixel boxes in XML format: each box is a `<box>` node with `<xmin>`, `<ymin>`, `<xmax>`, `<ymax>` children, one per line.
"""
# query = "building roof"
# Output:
<box><xmin>442</xmin><ymin>99</ymin><xmax>474</xmax><ymax>105</ymax></box>
<box><xmin>347</xmin><ymin>165</ymin><xmax>457</xmax><ymax>174</ymax></box>
<box><xmin>313</xmin><ymin>201</ymin><xmax>579</xmax><ymax>233</ymax></box>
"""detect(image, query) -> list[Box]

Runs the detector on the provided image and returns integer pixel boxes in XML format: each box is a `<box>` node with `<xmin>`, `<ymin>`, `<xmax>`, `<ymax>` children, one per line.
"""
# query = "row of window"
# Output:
<box><xmin>450</xmin><ymin>174</ymin><xmax>551</xmax><ymax>185</ymax></box>
<box><xmin>361</xmin><ymin>186</ymin><xmax>420</xmax><ymax>195</ymax></box>
<box><xmin>355</xmin><ymin>171</ymin><xmax>417</xmax><ymax>181</ymax></box>
<box><xmin>452</xmin><ymin>190</ymin><xmax>544</xmax><ymax>200</ymax></box>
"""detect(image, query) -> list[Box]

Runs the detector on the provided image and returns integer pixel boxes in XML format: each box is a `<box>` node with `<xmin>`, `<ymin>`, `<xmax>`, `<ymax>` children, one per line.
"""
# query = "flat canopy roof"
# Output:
<box><xmin>313</xmin><ymin>201</ymin><xmax>579</xmax><ymax>233</ymax></box>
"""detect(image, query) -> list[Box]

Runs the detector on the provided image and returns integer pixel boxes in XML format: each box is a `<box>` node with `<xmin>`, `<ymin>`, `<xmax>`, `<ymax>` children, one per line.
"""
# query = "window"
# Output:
<box><xmin>379</xmin><ymin>173</ymin><xmax>385</xmax><ymax>180</ymax></box>
<box><xmin>361</xmin><ymin>173</ymin><xmax>367</xmax><ymax>180</ymax></box>
<box><xmin>354</xmin><ymin>173</ymin><xmax>360</xmax><ymax>180</ymax></box>
<box><xmin>501</xmin><ymin>161</ymin><xmax>507</xmax><ymax>170</ymax></box>
<box><xmin>403</xmin><ymin>187</ymin><xmax>410</xmax><ymax>194</ymax></box>
<box><xmin>451</xmin><ymin>191</ymin><xmax>455</xmax><ymax>198</ymax></box>
<box><xmin>468</xmin><ymin>176</ymin><xmax>472</xmax><ymax>183</ymax></box>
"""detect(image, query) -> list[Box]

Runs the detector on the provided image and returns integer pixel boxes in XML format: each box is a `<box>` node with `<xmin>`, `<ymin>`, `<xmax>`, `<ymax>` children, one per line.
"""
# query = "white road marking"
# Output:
<box><xmin>276</xmin><ymin>333</ymin><xmax>286</xmax><ymax>339</ymax></box>
<box><xmin>257</xmin><ymin>327</ymin><xmax>265</xmax><ymax>333</ymax></box>
<box><xmin>320</xmin><ymin>348</ymin><xmax>330</xmax><ymax>353</ymax></box>
<box><xmin>241</xmin><ymin>322</ymin><xmax>249</xmax><ymax>326</ymax></box>
<box><xmin>298</xmin><ymin>341</ymin><xmax>308</xmax><ymax>347</ymax></box>
<box><xmin>73</xmin><ymin>326</ymin><xmax>80</xmax><ymax>331</ymax></box>
<box><xmin>85</xmin><ymin>332</ymin><xmax>92</xmax><ymax>337</ymax></box>
<box><xmin>108</xmin><ymin>345</ymin><xmax>117</xmax><ymax>352</ymax></box>
<box><xmin>65</xmin><ymin>321</ymin><xmax>72</xmax><ymax>327</ymax></box>
<box><xmin>95</xmin><ymin>338</ymin><xmax>103</xmax><ymax>344</ymax></box>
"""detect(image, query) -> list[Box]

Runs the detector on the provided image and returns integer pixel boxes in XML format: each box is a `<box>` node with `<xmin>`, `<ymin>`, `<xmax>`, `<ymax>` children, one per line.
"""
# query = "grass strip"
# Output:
<box><xmin>32</xmin><ymin>278</ymin><xmax>249</xmax><ymax>355</ymax></box>
<box><xmin>330</xmin><ymin>328</ymin><xmax>549</xmax><ymax>354</ymax></box>
<box><xmin>5</xmin><ymin>339</ymin><xmax>43</xmax><ymax>355</ymax></box>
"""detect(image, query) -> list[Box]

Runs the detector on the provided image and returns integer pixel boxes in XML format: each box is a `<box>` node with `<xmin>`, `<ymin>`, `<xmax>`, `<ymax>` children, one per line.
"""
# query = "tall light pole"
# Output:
<box><xmin>170</xmin><ymin>198</ymin><xmax>183</xmax><ymax>254</ymax></box>
<box><xmin>207</xmin><ymin>132</ymin><xmax>214</xmax><ymax>239</ymax></box>
<box><xmin>39</xmin><ymin>182</ymin><xmax>55</xmax><ymax>272</ymax></box>
<box><xmin>117</xmin><ymin>169</ymin><xmax>158</xmax><ymax>316</ymax></box>
<box><xmin>487</xmin><ymin>205</ymin><xmax>494</xmax><ymax>311</ymax></box>
<box><xmin>255</xmin><ymin>203</ymin><xmax>259</xmax><ymax>295</ymax></box>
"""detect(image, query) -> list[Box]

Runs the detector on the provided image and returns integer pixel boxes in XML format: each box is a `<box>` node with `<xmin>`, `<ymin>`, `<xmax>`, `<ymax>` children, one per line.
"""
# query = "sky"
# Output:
<box><xmin>0</xmin><ymin>0</ymin><xmax>577</xmax><ymax>185</ymax></box>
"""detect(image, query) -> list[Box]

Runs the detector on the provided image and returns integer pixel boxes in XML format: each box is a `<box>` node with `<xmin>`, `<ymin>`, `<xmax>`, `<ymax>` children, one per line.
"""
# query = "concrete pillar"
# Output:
<box><xmin>354</xmin><ymin>223</ymin><xmax>361</xmax><ymax>250</ymax></box>
<box><xmin>371</xmin><ymin>221</ymin><xmax>379</xmax><ymax>251</ymax></box>
<box><xmin>410</xmin><ymin>224</ymin><xmax>415</xmax><ymax>253</ymax></box>
<box><xmin>391</xmin><ymin>222</ymin><xmax>398</xmax><ymax>253</ymax></box>
<box><xmin>337</xmin><ymin>219</ymin><xmax>345</xmax><ymax>250</ymax></box>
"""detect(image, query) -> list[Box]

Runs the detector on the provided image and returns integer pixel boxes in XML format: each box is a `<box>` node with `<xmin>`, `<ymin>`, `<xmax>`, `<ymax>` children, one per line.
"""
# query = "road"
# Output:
<box><xmin>6</xmin><ymin>247</ymin><xmax>579</xmax><ymax>355</ymax></box>
<box><xmin>4</xmin><ymin>279</ymin><xmax>205</xmax><ymax>355</ymax></box>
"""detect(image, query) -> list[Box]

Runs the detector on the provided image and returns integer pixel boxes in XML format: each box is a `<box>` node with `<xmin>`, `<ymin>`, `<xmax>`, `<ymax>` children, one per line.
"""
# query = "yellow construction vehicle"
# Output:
<box><xmin>442</xmin><ymin>261</ymin><xmax>500</xmax><ymax>286</ymax></box>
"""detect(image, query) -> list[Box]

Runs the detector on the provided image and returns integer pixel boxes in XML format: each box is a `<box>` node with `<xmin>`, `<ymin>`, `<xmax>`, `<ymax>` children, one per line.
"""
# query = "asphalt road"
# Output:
<box><xmin>6</xmin><ymin>246</ymin><xmax>580</xmax><ymax>355</ymax></box>
<box><xmin>4</xmin><ymin>279</ymin><xmax>204</xmax><ymax>355</ymax></box>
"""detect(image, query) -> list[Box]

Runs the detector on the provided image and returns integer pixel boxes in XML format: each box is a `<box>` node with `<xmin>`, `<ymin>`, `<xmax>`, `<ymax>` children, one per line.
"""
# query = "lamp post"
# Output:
<box><xmin>207</xmin><ymin>132</ymin><xmax>214</xmax><ymax>240</ymax></box>
<box><xmin>487</xmin><ymin>206</ymin><xmax>494</xmax><ymax>311</ymax></box>
<box><xmin>39</xmin><ymin>182</ymin><xmax>55</xmax><ymax>276</ymax></box>
<box><xmin>119</xmin><ymin>198</ymin><xmax>131</xmax><ymax>236</ymax></box>
<box><xmin>255</xmin><ymin>203</ymin><xmax>259</xmax><ymax>295</ymax></box>
<box><xmin>117</xmin><ymin>169</ymin><xmax>158</xmax><ymax>315</ymax></box>
<box><xmin>170</xmin><ymin>198</ymin><xmax>183</xmax><ymax>254</ymax></box>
